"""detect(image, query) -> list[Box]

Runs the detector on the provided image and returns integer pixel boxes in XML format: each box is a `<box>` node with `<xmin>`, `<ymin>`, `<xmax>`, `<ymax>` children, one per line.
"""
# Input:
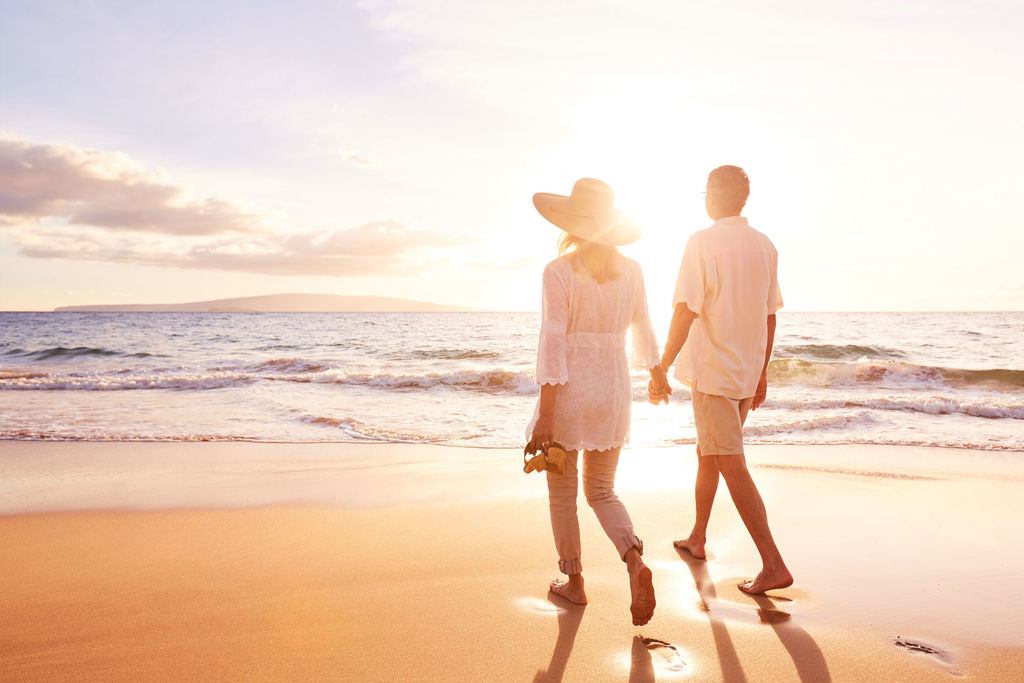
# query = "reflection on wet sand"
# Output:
<box><xmin>676</xmin><ymin>548</ymin><xmax>749</xmax><ymax>683</ymax></box>
<box><xmin>533</xmin><ymin>597</ymin><xmax>585</xmax><ymax>682</ymax></box>
<box><xmin>676</xmin><ymin>546</ymin><xmax>831</xmax><ymax>682</ymax></box>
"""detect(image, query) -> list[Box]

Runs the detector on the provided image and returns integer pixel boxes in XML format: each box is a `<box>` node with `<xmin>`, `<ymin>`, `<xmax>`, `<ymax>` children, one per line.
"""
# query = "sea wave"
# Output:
<box><xmin>3</xmin><ymin>346</ymin><xmax>162</xmax><ymax>361</ymax></box>
<box><xmin>294</xmin><ymin>414</ymin><xmax>444</xmax><ymax>443</ymax></box>
<box><xmin>250</xmin><ymin>358</ymin><xmax>333</xmax><ymax>374</ymax></box>
<box><xmin>743</xmin><ymin>411</ymin><xmax>882</xmax><ymax>437</ymax></box>
<box><xmin>0</xmin><ymin>430</ymin><xmax>262</xmax><ymax>442</ymax></box>
<box><xmin>315</xmin><ymin>369</ymin><xmax>538</xmax><ymax>394</ymax></box>
<box><xmin>0</xmin><ymin>362</ymin><xmax>540</xmax><ymax>395</ymax></box>
<box><xmin>0</xmin><ymin>371</ymin><xmax>252</xmax><ymax>391</ymax></box>
<box><xmin>743</xmin><ymin>433</ymin><xmax>1024</xmax><ymax>452</ymax></box>
<box><xmin>768</xmin><ymin>395</ymin><xmax>1024</xmax><ymax>420</ymax></box>
<box><xmin>769</xmin><ymin>358</ymin><xmax>1024</xmax><ymax>391</ymax></box>
<box><xmin>774</xmin><ymin>343</ymin><xmax>907</xmax><ymax>360</ymax></box>
<box><xmin>404</xmin><ymin>348</ymin><xmax>503</xmax><ymax>360</ymax></box>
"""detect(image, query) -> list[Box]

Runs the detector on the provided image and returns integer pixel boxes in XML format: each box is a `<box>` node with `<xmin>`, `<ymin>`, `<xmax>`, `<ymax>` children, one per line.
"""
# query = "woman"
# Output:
<box><xmin>527</xmin><ymin>178</ymin><xmax>667</xmax><ymax>626</ymax></box>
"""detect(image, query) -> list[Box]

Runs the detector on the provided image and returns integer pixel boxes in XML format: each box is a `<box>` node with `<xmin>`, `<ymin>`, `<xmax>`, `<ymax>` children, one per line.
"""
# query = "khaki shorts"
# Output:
<box><xmin>692</xmin><ymin>386</ymin><xmax>752</xmax><ymax>456</ymax></box>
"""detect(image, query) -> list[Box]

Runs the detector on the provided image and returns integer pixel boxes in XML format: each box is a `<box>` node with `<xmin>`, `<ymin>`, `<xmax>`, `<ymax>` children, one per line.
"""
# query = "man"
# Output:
<box><xmin>649</xmin><ymin>165</ymin><xmax>792</xmax><ymax>595</ymax></box>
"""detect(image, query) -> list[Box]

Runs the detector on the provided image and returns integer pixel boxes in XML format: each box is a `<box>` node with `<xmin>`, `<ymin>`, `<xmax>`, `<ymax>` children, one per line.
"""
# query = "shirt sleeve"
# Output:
<box><xmin>767</xmin><ymin>244</ymin><xmax>783</xmax><ymax>314</ymax></box>
<box><xmin>672</xmin><ymin>233</ymin><xmax>704</xmax><ymax>315</ymax></box>
<box><xmin>536</xmin><ymin>262</ymin><xmax>569</xmax><ymax>385</ymax></box>
<box><xmin>630</xmin><ymin>264</ymin><xmax>661</xmax><ymax>369</ymax></box>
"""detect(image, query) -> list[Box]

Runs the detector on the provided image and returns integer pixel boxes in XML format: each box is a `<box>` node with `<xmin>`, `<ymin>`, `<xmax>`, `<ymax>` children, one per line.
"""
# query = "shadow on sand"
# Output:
<box><xmin>533</xmin><ymin>596</ymin><xmax>586</xmax><ymax>683</ymax></box>
<box><xmin>676</xmin><ymin>547</ymin><xmax>831</xmax><ymax>683</ymax></box>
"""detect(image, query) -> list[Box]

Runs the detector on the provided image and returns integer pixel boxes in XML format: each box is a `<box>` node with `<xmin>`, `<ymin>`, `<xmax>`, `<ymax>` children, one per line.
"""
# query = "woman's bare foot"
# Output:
<box><xmin>738</xmin><ymin>567</ymin><xmax>793</xmax><ymax>595</ymax></box>
<box><xmin>672</xmin><ymin>537</ymin><xmax>707</xmax><ymax>560</ymax></box>
<box><xmin>628</xmin><ymin>565</ymin><xmax>656</xmax><ymax>626</ymax></box>
<box><xmin>549</xmin><ymin>576</ymin><xmax>587</xmax><ymax>605</ymax></box>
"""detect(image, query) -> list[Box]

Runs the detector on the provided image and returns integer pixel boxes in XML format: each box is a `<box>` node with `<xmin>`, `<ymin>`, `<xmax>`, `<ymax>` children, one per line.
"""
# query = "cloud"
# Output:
<box><xmin>0</xmin><ymin>137</ymin><xmax>260</xmax><ymax>235</ymax></box>
<box><xmin>2</xmin><ymin>136</ymin><xmax>472</xmax><ymax>277</ymax></box>
<box><xmin>14</xmin><ymin>220</ymin><xmax>469</xmax><ymax>277</ymax></box>
<box><xmin>340</xmin><ymin>150</ymin><xmax>382</xmax><ymax>167</ymax></box>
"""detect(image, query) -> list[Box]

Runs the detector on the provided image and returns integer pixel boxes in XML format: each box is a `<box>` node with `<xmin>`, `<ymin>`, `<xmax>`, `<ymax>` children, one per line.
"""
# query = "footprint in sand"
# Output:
<box><xmin>639</xmin><ymin>636</ymin><xmax>688</xmax><ymax>674</ymax></box>
<box><xmin>894</xmin><ymin>636</ymin><xmax>964</xmax><ymax>677</ymax></box>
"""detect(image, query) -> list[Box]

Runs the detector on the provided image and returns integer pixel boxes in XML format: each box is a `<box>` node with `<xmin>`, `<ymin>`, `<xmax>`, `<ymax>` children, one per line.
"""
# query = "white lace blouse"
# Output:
<box><xmin>527</xmin><ymin>255</ymin><xmax>660</xmax><ymax>452</ymax></box>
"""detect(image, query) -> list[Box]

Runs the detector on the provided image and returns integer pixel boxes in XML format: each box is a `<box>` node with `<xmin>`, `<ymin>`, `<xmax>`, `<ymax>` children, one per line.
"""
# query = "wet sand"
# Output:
<box><xmin>2</xmin><ymin>441</ymin><xmax>1023</xmax><ymax>681</ymax></box>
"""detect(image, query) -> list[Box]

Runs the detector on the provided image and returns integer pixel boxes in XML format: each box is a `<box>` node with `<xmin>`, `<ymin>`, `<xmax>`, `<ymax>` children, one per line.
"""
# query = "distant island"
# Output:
<box><xmin>53</xmin><ymin>293</ymin><xmax>480</xmax><ymax>313</ymax></box>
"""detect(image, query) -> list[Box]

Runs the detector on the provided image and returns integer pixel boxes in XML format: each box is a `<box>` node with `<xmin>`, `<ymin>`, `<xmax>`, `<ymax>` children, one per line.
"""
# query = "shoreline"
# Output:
<box><xmin>2</xmin><ymin>441</ymin><xmax>1020</xmax><ymax>515</ymax></box>
<box><xmin>2</xmin><ymin>441</ymin><xmax>1023</xmax><ymax>680</ymax></box>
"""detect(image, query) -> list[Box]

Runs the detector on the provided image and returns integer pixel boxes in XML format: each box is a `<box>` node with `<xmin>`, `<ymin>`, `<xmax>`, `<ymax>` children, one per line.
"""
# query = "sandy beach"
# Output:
<box><xmin>2</xmin><ymin>441</ymin><xmax>1023</xmax><ymax>681</ymax></box>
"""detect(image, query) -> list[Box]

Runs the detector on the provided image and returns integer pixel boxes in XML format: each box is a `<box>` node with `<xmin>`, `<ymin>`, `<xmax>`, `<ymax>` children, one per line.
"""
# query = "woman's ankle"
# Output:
<box><xmin>624</xmin><ymin>547</ymin><xmax>645</xmax><ymax>573</ymax></box>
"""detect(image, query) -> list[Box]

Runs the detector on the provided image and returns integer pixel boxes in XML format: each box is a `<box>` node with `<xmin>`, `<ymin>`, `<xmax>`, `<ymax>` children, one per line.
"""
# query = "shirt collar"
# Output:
<box><xmin>712</xmin><ymin>216</ymin><xmax>749</xmax><ymax>229</ymax></box>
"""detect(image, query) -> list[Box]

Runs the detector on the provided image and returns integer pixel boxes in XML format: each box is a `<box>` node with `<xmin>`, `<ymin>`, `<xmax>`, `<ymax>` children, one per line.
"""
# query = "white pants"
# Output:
<box><xmin>546</xmin><ymin>447</ymin><xmax>643</xmax><ymax>575</ymax></box>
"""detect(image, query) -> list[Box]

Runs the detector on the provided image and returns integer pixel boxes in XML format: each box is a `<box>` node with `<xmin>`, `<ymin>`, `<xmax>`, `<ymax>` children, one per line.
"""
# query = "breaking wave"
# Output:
<box><xmin>294</xmin><ymin>414</ymin><xmax>445</xmax><ymax>443</ymax></box>
<box><xmin>3</xmin><ymin>346</ymin><xmax>162</xmax><ymax>361</ymax></box>
<box><xmin>743</xmin><ymin>411</ymin><xmax>881</xmax><ymax>437</ymax></box>
<box><xmin>769</xmin><ymin>358</ymin><xmax>1024</xmax><ymax>391</ymax></box>
<box><xmin>774</xmin><ymin>343</ymin><xmax>907</xmax><ymax>361</ymax></box>
<box><xmin>0</xmin><ymin>360</ymin><xmax>539</xmax><ymax>395</ymax></box>
<box><xmin>318</xmin><ymin>369</ymin><xmax>537</xmax><ymax>394</ymax></box>
<box><xmin>768</xmin><ymin>395</ymin><xmax>1024</xmax><ymax>420</ymax></box>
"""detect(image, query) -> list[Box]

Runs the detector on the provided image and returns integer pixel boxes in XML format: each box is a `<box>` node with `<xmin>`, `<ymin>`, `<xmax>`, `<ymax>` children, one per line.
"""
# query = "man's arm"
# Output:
<box><xmin>751</xmin><ymin>313</ymin><xmax>776</xmax><ymax>411</ymax></box>
<box><xmin>660</xmin><ymin>303</ymin><xmax>698</xmax><ymax>373</ymax></box>
<box><xmin>649</xmin><ymin>303</ymin><xmax>697</xmax><ymax>403</ymax></box>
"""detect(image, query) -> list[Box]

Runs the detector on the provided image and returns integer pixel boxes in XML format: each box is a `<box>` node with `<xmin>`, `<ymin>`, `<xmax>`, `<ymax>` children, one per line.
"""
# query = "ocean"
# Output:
<box><xmin>1</xmin><ymin>311</ymin><xmax>1022</xmax><ymax>451</ymax></box>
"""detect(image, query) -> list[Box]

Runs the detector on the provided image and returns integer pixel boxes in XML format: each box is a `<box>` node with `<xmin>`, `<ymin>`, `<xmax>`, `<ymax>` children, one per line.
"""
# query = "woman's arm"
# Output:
<box><xmin>530</xmin><ymin>263</ymin><xmax>568</xmax><ymax>449</ymax></box>
<box><xmin>529</xmin><ymin>383</ymin><xmax>558</xmax><ymax>448</ymax></box>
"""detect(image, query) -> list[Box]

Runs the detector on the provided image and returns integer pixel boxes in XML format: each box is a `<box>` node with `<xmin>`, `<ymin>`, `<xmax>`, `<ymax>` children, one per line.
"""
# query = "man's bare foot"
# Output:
<box><xmin>672</xmin><ymin>538</ymin><xmax>707</xmax><ymax>560</ymax></box>
<box><xmin>549</xmin><ymin>578</ymin><xmax>587</xmax><ymax>605</ymax></box>
<box><xmin>738</xmin><ymin>567</ymin><xmax>793</xmax><ymax>595</ymax></box>
<box><xmin>628</xmin><ymin>565</ymin><xmax>656</xmax><ymax>626</ymax></box>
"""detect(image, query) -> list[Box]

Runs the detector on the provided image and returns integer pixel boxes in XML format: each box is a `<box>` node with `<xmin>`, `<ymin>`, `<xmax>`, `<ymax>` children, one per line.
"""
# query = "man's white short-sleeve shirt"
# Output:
<box><xmin>672</xmin><ymin>216</ymin><xmax>783</xmax><ymax>400</ymax></box>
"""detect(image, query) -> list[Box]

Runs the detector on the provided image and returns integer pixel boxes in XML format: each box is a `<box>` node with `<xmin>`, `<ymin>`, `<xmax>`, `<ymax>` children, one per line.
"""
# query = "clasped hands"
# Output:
<box><xmin>648</xmin><ymin>364</ymin><xmax>671</xmax><ymax>405</ymax></box>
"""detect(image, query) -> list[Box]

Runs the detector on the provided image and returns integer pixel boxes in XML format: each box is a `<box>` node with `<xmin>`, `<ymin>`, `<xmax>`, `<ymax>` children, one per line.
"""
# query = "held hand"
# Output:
<box><xmin>648</xmin><ymin>380</ymin><xmax>671</xmax><ymax>405</ymax></box>
<box><xmin>751</xmin><ymin>372</ymin><xmax>768</xmax><ymax>410</ymax></box>
<box><xmin>648</xmin><ymin>365</ymin><xmax>672</xmax><ymax>405</ymax></box>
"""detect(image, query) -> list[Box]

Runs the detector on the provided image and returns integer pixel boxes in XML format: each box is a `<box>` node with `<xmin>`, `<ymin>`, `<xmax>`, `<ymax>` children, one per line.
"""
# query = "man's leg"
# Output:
<box><xmin>673</xmin><ymin>444</ymin><xmax>719</xmax><ymax>560</ymax></box>
<box><xmin>716</xmin><ymin>454</ymin><xmax>793</xmax><ymax>594</ymax></box>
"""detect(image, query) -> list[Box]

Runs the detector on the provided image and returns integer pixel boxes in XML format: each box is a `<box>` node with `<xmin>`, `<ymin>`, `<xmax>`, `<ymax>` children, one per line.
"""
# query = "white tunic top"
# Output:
<box><xmin>529</xmin><ymin>255</ymin><xmax>660</xmax><ymax>452</ymax></box>
<box><xmin>672</xmin><ymin>216</ymin><xmax>783</xmax><ymax>400</ymax></box>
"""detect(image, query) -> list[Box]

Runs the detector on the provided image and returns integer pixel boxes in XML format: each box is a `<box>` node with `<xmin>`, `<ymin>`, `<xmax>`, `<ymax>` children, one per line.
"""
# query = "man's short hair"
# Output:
<box><xmin>707</xmin><ymin>165</ymin><xmax>750</xmax><ymax>214</ymax></box>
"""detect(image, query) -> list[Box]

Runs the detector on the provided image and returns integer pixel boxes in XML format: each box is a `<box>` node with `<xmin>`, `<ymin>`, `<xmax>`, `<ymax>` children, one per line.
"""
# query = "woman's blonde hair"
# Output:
<box><xmin>558</xmin><ymin>232</ymin><xmax>621</xmax><ymax>283</ymax></box>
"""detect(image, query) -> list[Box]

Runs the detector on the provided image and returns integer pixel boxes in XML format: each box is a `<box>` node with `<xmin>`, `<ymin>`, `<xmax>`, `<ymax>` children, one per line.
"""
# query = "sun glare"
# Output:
<box><xmin>522</xmin><ymin>77</ymin><xmax>802</xmax><ymax>312</ymax></box>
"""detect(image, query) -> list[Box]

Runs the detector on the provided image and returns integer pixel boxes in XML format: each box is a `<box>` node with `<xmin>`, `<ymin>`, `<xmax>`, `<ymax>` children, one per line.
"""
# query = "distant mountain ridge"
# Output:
<box><xmin>53</xmin><ymin>293</ymin><xmax>479</xmax><ymax>313</ymax></box>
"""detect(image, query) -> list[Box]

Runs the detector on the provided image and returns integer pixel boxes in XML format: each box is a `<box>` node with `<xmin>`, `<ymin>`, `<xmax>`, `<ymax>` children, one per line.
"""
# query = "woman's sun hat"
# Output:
<box><xmin>533</xmin><ymin>178</ymin><xmax>641</xmax><ymax>246</ymax></box>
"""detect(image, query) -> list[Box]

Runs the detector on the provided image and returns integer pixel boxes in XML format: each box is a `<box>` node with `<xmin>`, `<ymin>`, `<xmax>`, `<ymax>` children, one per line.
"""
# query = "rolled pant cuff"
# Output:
<box><xmin>617</xmin><ymin>536</ymin><xmax>643</xmax><ymax>562</ymax></box>
<box><xmin>558</xmin><ymin>558</ymin><xmax>583</xmax><ymax>575</ymax></box>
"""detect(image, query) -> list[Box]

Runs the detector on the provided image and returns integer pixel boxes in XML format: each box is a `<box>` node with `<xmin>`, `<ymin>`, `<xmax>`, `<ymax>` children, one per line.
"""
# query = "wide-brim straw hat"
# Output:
<box><xmin>533</xmin><ymin>178</ymin><xmax>641</xmax><ymax>246</ymax></box>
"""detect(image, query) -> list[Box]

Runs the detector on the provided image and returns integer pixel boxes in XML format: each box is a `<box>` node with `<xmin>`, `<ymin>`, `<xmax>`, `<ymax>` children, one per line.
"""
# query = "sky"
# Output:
<box><xmin>1</xmin><ymin>0</ymin><xmax>1022</xmax><ymax>312</ymax></box>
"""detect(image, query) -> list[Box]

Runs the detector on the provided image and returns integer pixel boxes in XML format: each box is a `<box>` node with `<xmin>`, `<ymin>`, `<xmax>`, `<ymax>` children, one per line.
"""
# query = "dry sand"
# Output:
<box><xmin>2</xmin><ymin>441</ymin><xmax>1023</xmax><ymax>681</ymax></box>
